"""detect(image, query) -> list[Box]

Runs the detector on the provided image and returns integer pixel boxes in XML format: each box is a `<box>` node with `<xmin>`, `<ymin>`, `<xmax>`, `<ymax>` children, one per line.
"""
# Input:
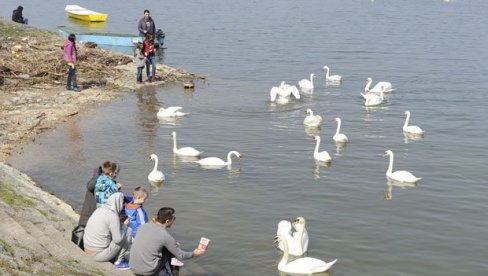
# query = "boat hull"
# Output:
<box><xmin>67</xmin><ymin>13</ymin><xmax>108</xmax><ymax>22</ymax></box>
<box><xmin>58</xmin><ymin>26</ymin><xmax>164</xmax><ymax>47</ymax></box>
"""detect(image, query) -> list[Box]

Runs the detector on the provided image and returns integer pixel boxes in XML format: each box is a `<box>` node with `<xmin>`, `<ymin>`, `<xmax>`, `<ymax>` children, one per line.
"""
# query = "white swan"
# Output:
<box><xmin>270</xmin><ymin>81</ymin><xmax>301</xmax><ymax>104</ymax></box>
<box><xmin>403</xmin><ymin>110</ymin><xmax>424</xmax><ymax>135</ymax></box>
<box><xmin>298</xmin><ymin>73</ymin><xmax>315</xmax><ymax>90</ymax></box>
<box><xmin>274</xmin><ymin>235</ymin><xmax>337</xmax><ymax>274</ymax></box>
<box><xmin>196</xmin><ymin>151</ymin><xmax>241</xmax><ymax>167</ymax></box>
<box><xmin>323</xmin><ymin>65</ymin><xmax>342</xmax><ymax>83</ymax></box>
<box><xmin>172</xmin><ymin>131</ymin><xmax>203</xmax><ymax>157</ymax></box>
<box><xmin>157</xmin><ymin>106</ymin><xmax>189</xmax><ymax>118</ymax></box>
<box><xmin>303</xmin><ymin>108</ymin><xmax>322</xmax><ymax>128</ymax></box>
<box><xmin>384</xmin><ymin>150</ymin><xmax>421</xmax><ymax>183</ymax></box>
<box><xmin>364</xmin><ymin>89</ymin><xmax>384</xmax><ymax>106</ymax></box>
<box><xmin>148</xmin><ymin>153</ymin><xmax>165</xmax><ymax>185</ymax></box>
<box><xmin>365</xmin><ymin>77</ymin><xmax>394</xmax><ymax>93</ymax></box>
<box><xmin>276</xmin><ymin>218</ymin><xmax>309</xmax><ymax>256</ymax></box>
<box><xmin>313</xmin><ymin>136</ymin><xmax>331</xmax><ymax>163</ymax></box>
<box><xmin>333</xmin><ymin>117</ymin><xmax>348</xmax><ymax>143</ymax></box>
<box><xmin>292</xmin><ymin>217</ymin><xmax>309</xmax><ymax>255</ymax></box>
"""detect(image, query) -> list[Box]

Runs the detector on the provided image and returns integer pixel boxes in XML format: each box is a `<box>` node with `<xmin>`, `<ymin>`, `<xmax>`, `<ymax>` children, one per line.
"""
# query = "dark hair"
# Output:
<box><xmin>68</xmin><ymin>33</ymin><xmax>76</xmax><ymax>42</ymax></box>
<box><xmin>17</xmin><ymin>6</ymin><xmax>23</xmax><ymax>12</ymax></box>
<box><xmin>144</xmin><ymin>9</ymin><xmax>150</xmax><ymax>14</ymax></box>
<box><xmin>101</xmin><ymin>161</ymin><xmax>118</xmax><ymax>175</ymax></box>
<box><xmin>156</xmin><ymin>207</ymin><xmax>175</xmax><ymax>223</ymax></box>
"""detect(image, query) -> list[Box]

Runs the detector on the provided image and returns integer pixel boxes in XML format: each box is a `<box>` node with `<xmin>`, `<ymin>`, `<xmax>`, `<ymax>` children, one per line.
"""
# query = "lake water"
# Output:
<box><xmin>3</xmin><ymin>0</ymin><xmax>488</xmax><ymax>275</ymax></box>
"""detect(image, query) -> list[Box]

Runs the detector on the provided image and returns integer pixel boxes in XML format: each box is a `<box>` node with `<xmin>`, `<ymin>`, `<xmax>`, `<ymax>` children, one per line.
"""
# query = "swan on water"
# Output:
<box><xmin>270</xmin><ymin>81</ymin><xmax>301</xmax><ymax>104</ymax></box>
<box><xmin>364</xmin><ymin>77</ymin><xmax>394</xmax><ymax>93</ymax></box>
<box><xmin>273</xmin><ymin>235</ymin><xmax>337</xmax><ymax>274</ymax></box>
<box><xmin>196</xmin><ymin>151</ymin><xmax>241</xmax><ymax>167</ymax></box>
<box><xmin>333</xmin><ymin>117</ymin><xmax>348</xmax><ymax>143</ymax></box>
<box><xmin>384</xmin><ymin>150</ymin><xmax>421</xmax><ymax>183</ymax></box>
<box><xmin>299</xmin><ymin>73</ymin><xmax>315</xmax><ymax>90</ymax></box>
<box><xmin>172</xmin><ymin>131</ymin><xmax>203</xmax><ymax>157</ymax></box>
<box><xmin>304</xmin><ymin>108</ymin><xmax>322</xmax><ymax>128</ymax></box>
<box><xmin>276</xmin><ymin>217</ymin><xmax>309</xmax><ymax>256</ymax></box>
<box><xmin>364</xmin><ymin>89</ymin><xmax>384</xmax><ymax>106</ymax></box>
<box><xmin>403</xmin><ymin>110</ymin><xmax>424</xmax><ymax>135</ymax></box>
<box><xmin>148</xmin><ymin>153</ymin><xmax>165</xmax><ymax>185</ymax></box>
<box><xmin>323</xmin><ymin>65</ymin><xmax>342</xmax><ymax>83</ymax></box>
<box><xmin>157</xmin><ymin>106</ymin><xmax>189</xmax><ymax>118</ymax></box>
<box><xmin>313</xmin><ymin>136</ymin><xmax>331</xmax><ymax>163</ymax></box>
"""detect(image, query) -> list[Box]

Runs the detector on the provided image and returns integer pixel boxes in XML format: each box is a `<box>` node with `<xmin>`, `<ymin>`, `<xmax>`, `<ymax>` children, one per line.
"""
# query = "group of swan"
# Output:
<box><xmin>276</xmin><ymin>217</ymin><xmax>309</xmax><ymax>256</ymax></box>
<box><xmin>274</xmin><ymin>217</ymin><xmax>337</xmax><ymax>274</ymax></box>
<box><xmin>270</xmin><ymin>81</ymin><xmax>301</xmax><ymax>104</ymax></box>
<box><xmin>303</xmin><ymin>108</ymin><xmax>322</xmax><ymax>128</ymax></box>
<box><xmin>360</xmin><ymin>77</ymin><xmax>394</xmax><ymax>106</ymax></box>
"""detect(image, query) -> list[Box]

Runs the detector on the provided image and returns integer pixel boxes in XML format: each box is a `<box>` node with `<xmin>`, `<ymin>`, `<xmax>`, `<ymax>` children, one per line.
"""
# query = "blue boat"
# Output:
<box><xmin>57</xmin><ymin>26</ymin><xmax>165</xmax><ymax>47</ymax></box>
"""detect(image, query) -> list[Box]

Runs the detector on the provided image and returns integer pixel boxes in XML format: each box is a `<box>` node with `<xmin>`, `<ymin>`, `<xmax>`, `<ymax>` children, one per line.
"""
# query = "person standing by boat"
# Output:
<box><xmin>142</xmin><ymin>35</ymin><xmax>157</xmax><ymax>83</ymax></box>
<box><xmin>138</xmin><ymin>10</ymin><xmax>156</xmax><ymax>38</ymax></box>
<box><xmin>12</xmin><ymin>6</ymin><xmax>28</xmax><ymax>25</ymax></box>
<box><xmin>64</xmin><ymin>33</ymin><xmax>80</xmax><ymax>92</ymax></box>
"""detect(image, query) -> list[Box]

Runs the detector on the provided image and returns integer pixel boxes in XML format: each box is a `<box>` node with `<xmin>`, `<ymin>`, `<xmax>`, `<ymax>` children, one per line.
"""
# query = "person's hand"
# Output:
<box><xmin>116</xmin><ymin>182</ymin><xmax>122</xmax><ymax>191</ymax></box>
<box><xmin>124</xmin><ymin>217</ymin><xmax>130</xmax><ymax>225</ymax></box>
<box><xmin>192</xmin><ymin>248</ymin><xmax>205</xmax><ymax>257</ymax></box>
<box><xmin>68</xmin><ymin>62</ymin><xmax>75</xmax><ymax>69</ymax></box>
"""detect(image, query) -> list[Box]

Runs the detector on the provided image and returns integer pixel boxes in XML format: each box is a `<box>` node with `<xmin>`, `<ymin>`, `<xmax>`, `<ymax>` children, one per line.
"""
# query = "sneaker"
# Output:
<box><xmin>73</xmin><ymin>87</ymin><xmax>80</xmax><ymax>92</ymax></box>
<box><xmin>66</xmin><ymin>86</ymin><xmax>72</xmax><ymax>91</ymax></box>
<box><xmin>115</xmin><ymin>260</ymin><xmax>130</xmax><ymax>270</ymax></box>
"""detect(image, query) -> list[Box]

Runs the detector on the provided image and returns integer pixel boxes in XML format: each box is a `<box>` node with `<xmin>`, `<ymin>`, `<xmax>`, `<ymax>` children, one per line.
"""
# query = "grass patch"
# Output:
<box><xmin>0</xmin><ymin>181</ymin><xmax>35</xmax><ymax>210</ymax></box>
<box><xmin>0</xmin><ymin>20</ymin><xmax>57</xmax><ymax>38</ymax></box>
<box><xmin>0</xmin><ymin>239</ymin><xmax>14</xmax><ymax>256</ymax></box>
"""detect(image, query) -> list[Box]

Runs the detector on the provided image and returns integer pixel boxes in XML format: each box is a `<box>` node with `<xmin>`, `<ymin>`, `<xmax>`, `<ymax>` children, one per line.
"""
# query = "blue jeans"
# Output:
<box><xmin>137</xmin><ymin>66</ymin><xmax>143</xmax><ymax>82</ymax></box>
<box><xmin>145</xmin><ymin>56</ymin><xmax>156</xmax><ymax>79</ymax></box>
<box><xmin>67</xmin><ymin>66</ymin><xmax>77</xmax><ymax>88</ymax></box>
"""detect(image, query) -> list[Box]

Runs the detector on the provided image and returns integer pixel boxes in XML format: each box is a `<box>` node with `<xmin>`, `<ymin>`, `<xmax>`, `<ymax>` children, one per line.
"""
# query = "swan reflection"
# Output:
<box><xmin>384</xmin><ymin>179</ymin><xmax>417</xmax><ymax>201</ymax></box>
<box><xmin>335</xmin><ymin>142</ymin><xmax>347</xmax><ymax>156</ymax></box>
<box><xmin>313</xmin><ymin>160</ymin><xmax>330</xmax><ymax>179</ymax></box>
<box><xmin>403</xmin><ymin>131</ymin><xmax>425</xmax><ymax>144</ymax></box>
<box><xmin>158</xmin><ymin>117</ymin><xmax>183</xmax><ymax>126</ymax></box>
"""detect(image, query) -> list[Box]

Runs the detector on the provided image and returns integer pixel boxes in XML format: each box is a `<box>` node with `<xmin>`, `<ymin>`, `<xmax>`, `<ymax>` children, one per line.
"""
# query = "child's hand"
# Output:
<box><xmin>124</xmin><ymin>217</ymin><xmax>130</xmax><ymax>225</ymax></box>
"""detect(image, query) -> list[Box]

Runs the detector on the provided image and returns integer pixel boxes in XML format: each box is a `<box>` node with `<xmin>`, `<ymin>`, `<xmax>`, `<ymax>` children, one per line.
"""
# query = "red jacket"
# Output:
<box><xmin>143</xmin><ymin>40</ymin><xmax>156</xmax><ymax>57</ymax></box>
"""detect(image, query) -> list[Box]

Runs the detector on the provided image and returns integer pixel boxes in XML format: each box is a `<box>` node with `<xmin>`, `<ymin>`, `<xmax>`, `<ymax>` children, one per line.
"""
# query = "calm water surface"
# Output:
<box><xmin>3</xmin><ymin>0</ymin><xmax>488</xmax><ymax>275</ymax></box>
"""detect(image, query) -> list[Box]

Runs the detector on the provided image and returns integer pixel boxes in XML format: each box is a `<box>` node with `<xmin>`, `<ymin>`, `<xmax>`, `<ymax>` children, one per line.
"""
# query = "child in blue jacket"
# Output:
<box><xmin>124</xmin><ymin>186</ymin><xmax>149</xmax><ymax>238</ymax></box>
<box><xmin>94</xmin><ymin>161</ymin><xmax>120</xmax><ymax>208</ymax></box>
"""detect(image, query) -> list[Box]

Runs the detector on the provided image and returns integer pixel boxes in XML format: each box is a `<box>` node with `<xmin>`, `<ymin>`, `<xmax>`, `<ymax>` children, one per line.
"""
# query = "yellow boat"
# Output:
<box><xmin>65</xmin><ymin>5</ymin><xmax>108</xmax><ymax>22</ymax></box>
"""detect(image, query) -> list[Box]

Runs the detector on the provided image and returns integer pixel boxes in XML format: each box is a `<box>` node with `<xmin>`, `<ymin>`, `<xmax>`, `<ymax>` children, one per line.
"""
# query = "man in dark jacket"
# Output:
<box><xmin>137</xmin><ymin>9</ymin><xmax>156</xmax><ymax>37</ymax></box>
<box><xmin>12</xmin><ymin>6</ymin><xmax>28</xmax><ymax>24</ymax></box>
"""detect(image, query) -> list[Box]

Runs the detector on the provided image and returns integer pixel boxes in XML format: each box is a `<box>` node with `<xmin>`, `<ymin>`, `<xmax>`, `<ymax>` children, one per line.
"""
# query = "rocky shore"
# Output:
<box><xmin>0</xmin><ymin>19</ymin><xmax>202</xmax><ymax>275</ymax></box>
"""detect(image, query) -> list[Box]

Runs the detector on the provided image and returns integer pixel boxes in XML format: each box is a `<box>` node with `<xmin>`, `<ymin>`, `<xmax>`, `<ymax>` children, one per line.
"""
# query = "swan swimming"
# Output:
<box><xmin>157</xmin><ymin>106</ymin><xmax>189</xmax><ymax>118</ymax></box>
<box><xmin>403</xmin><ymin>110</ymin><xmax>424</xmax><ymax>135</ymax></box>
<box><xmin>323</xmin><ymin>65</ymin><xmax>342</xmax><ymax>83</ymax></box>
<box><xmin>172</xmin><ymin>131</ymin><xmax>203</xmax><ymax>157</ymax></box>
<box><xmin>384</xmin><ymin>150</ymin><xmax>421</xmax><ymax>183</ymax></box>
<box><xmin>365</xmin><ymin>77</ymin><xmax>394</xmax><ymax>93</ymax></box>
<box><xmin>364</xmin><ymin>89</ymin><xmax>384</xmax><ymax>106</ymax></box>
<box><xmin>313</xmin><ymin>136</ymin><xmax>331</xmax><ymax>163</ymax></box>
<box><xmin>196</xmin><ymin>151</ymin><xmax>241</xmax><ymax>168</ymax></box>
<box><xmin>333</xmin><ymin>117</ymin><xmax>348</xmax><ymax>143</ymax></box>
<box><xmin>299</xmin><ymin>73</ymin><xmax>315</xmax><ymax>90</ymax></box>
<box><xmin>304</xmin><ymin>108</ymin><xmax>322</xmax><ymax>128</ymax></box>
<box><xmin>274</xmin><ymin>235</ymin><xmax>337</xmax><ymax>274</ymax></box>
<box><xmin>148</xmin><ymin>153</ymin><xmax>165</xmax><ymax>185</ymax></box>
<box><xmin>270</xmin><ymin>81</ymin><xmax>301</xmax><ymax>104</ymax></box>
<box><xmin>276</xmin><ymin>217</ymin><xmax>309</xmax><ymax>256</ymax></box>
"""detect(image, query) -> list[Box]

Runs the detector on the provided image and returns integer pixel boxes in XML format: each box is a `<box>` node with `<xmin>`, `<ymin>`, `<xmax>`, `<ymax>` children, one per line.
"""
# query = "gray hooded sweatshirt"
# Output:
<box><xmin>83</xmin><ymin>192</ymin><xmax>128</xmax><ymax>249</ymax></box>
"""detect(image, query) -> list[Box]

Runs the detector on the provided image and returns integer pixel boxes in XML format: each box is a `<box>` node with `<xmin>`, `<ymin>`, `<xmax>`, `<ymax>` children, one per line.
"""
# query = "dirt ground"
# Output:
<box><xmin>0</xmin><ymin>19</ymin><xmax>204</xmax><ymax>162</ymax></box>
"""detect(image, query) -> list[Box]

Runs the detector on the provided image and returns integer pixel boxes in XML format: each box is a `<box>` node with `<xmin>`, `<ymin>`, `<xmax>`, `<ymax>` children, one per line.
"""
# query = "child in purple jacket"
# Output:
<box><xmin>64</xmin><ymin>33</ymin><xmax>80</xmax><ymax>92</ymax></box>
